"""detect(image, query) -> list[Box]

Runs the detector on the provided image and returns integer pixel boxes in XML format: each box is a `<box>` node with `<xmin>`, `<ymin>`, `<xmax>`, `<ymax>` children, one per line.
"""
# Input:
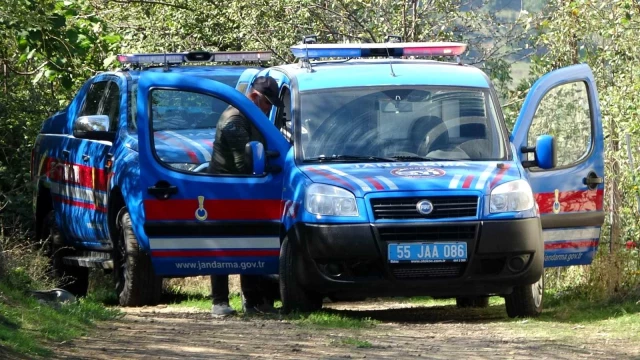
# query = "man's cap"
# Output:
<box><xmin>252</xmin><ymin>76</ymin><xmax>284</xmax><ymax>108</ymax></box>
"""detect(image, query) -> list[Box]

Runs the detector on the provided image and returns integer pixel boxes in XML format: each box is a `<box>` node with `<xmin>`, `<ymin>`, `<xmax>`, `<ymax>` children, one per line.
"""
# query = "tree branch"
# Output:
<box><xmin>107</xmin><ymin>0</ymin><xmax>194</xmax><ymax>11</ymax></box>
<box><xmin>4</xmin><ymin>61</ymin><xmax>49</xmax><ymax>76</ymax></box>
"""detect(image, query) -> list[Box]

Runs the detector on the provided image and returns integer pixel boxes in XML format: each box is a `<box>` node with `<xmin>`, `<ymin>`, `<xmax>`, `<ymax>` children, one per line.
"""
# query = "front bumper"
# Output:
<box><xmin>289</xmin><ymin>218</ymin><xmax>544</xmax><ymax>298</ymax></box>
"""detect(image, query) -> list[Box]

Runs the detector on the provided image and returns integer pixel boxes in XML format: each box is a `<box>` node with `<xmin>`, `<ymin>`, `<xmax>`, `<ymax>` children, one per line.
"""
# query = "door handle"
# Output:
<box><xmin>62</xmin><ymin>150</ymin><xmax>70</xmax><ymax>158</ymax></box>
<box><xmin>147</xmin><ymin>180</ymin><xmax>178</xmax><ymax>200</ymax></box>
<box><xmin>583</xmin><ymin>171</ymin><xmax>603</xmax><ymax>190</ymax></box>
<box><xmin>82</xmin><ymin>154</ymin><xmax>90</xmax><ymax>162</ymax></box>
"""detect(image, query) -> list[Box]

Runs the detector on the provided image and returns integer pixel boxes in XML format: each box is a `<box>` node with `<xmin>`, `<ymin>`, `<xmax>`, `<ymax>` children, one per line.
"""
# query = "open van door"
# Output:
<box><xmin>135</xmin><ymin>72</ymin><xmax>290</xmax><ymax>276</ymax></box>
<box><xmin>511</xmin><ymin>64</ymin><xmax>605</xmax><ymax>267</ymax></box>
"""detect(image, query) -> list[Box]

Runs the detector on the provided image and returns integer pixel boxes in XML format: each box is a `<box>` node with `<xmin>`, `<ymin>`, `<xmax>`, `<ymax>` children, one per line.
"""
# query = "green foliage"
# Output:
<box><xmin>291</xmin><ymin>311</ymin><xmax>379</xmax><ymax>329</ymax></box>
<box><xmin>335</xmin><ymin>336</ymin><xmax>373</xmax><ymax>348</ymax></box>
<box><xmin>0</xmin><ymin>280</ymin><xmax>120</xmax><ymax>356</ymax></box>
<box><xmin>502</xmin><ymin>0</ymin><xmax>640</xmax><ymax>296</ymax></box>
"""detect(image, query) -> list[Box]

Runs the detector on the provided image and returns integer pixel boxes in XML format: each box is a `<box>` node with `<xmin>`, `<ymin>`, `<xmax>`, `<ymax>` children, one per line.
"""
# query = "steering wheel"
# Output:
<box><xmin>193</xmin><ymin>162</ymin><xmax>210</xmax><ymax>173</ymax></box>
<box><xmin>419</xmin><ymin>117</ymin><xmax>488</xmax><ymax>155</ymax></box>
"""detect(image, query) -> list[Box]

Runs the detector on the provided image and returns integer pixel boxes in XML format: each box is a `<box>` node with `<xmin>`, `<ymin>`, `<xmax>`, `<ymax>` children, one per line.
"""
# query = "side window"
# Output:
<box><xmin>527</xmin><ymin>81</ymin><xmax>591</xmax><ymax>168</ymax></box>
<box><xmin>150</xmin><ymin>89</ymin><xmax>265</xmax><ymax>174</ymax></box>
<box><xmin>79</xmin><ymin>81</ymin><xmax>108</xmax><ymax>116</ymax></box>
<box><xmin>102</xmin><ymin>81</ymin><xmax>121</xmax><ymax>132</ymax></box>
<box><xmin>276</xmin><ymin>87</ymin><xmax>292</xmax><ymax>142</ymax></box>
<box><xmin>128</xmin><ymin>82</ymin><xmax>138</xmax><ymax>132</ymax></box>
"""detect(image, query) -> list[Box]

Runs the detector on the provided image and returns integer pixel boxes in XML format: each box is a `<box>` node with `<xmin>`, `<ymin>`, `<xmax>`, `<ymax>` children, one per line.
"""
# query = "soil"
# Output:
<box><xmin>49</xmin><ymin>299</ymin><xmax>640</xmax><ymax>360</ymax></box>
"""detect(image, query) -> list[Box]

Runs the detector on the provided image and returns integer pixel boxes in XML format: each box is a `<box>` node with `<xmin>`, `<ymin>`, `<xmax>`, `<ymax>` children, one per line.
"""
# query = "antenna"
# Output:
<box><xmin>384</xmin><ymin>35</ymin><xmax>401</xmax><ymax>77</ymax></box>
<box><xmin>300</xmin><ymin>34</ymin><xmax>317</xmax><ymax>72</ymax></box>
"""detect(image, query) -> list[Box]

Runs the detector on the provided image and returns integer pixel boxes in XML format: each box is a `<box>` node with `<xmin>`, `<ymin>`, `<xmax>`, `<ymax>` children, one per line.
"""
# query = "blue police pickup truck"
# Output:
<box><xmin>32</xmin><ymin>38</ymin><xmax>605</xmax><ymax>318</ymax></box>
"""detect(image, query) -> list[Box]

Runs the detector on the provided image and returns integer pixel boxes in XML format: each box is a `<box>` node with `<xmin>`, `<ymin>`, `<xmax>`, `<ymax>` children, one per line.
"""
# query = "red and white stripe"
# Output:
<box><xmin>543</xmin><ymin>228</ymin><xmax>600</xmax><ymax>243</ymax></box>
<box><xmin>448</xmin><ymin>174</ymin><xmax>462</xmax><ymax>189</ymax></box>
<box><xmin>376</xmin><ymin>176</ymin><xmax>399</xmax><ymax>190</ymax></box>
<box><xmin>149</xmin><ymin>237</ymin><xmax>280</xmax><ymax>250</ymax></box>
<box><xmin>50</xmin><ymin>182</ymin><xmax>108</xmax><ymax>207</ymax></box>
<box><xmin>474</xmin><ymin>163</ymin><xmax>497</xmax><ymax>190</ymax></box>
<box><xmin>149</xmin><ymin>237</ymin><xmax>280</xmax><ymax>258</ymax></box>
<box><xmin>318</xmin><ymin>165</ymin><xmax>372</xmax><ymax>191</ymax></box>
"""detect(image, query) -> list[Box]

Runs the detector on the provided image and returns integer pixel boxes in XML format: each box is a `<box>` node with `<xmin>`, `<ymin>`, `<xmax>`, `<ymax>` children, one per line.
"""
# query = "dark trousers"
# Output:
<box><xmin>211</xmin><ymin>274</ymin><xmax>275</xmax><ymax>307</ymax></box>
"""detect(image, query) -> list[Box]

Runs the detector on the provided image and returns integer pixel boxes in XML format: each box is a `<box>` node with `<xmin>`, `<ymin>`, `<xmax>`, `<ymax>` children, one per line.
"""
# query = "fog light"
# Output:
<box><xmin>507</xmin><ymin>254</ymin><xmax>530</xmax><ymax>273</ymax></box>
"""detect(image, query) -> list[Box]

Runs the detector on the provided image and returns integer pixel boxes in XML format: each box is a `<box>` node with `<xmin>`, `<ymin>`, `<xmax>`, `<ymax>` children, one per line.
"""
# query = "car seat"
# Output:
<box><xmin>410</xmin><ymin>115</ymin><xmax>449</xmax><ymax>155</ymax></box>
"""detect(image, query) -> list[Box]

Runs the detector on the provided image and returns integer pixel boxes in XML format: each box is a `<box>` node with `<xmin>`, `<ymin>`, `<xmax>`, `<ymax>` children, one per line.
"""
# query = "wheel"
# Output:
<box><xmin>279</xmin><ymin>236</ymin><xmax>323</xmax><ymax>314</ymax></box>
<box><xmin>456</xmin><ymin>296</ymin><xmax>489</xmax><ymax>308</ymax></box>
<box><xmin>113</xmin><ymin>208</ymin><xmax>162</xmax><ymax>307</ymax></box>
<box><xmin>504</xmin><ymin>275</ymin><xmax>544</xmax><ymax>318</ymax></box>
<box><xmin>42</xmin><ymin>210</ymin><xmax>89</xmax><ymax>297</ymax></box>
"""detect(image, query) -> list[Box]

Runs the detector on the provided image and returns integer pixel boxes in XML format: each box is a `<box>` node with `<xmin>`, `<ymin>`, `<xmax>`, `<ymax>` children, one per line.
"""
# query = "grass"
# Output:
<box><xmin>291</xmin><ymin>311</ymin><xmax>379</xmax><ymax>329</ymax></box>
<box><xmin>163</xmin><ymin>275</ymin><xmax>640</xmax><ymax>339</ymax></box>
<box><xmin>167</xmin><ymin>292</ymin><xmax>379</xmax><ymax>329</ymax></box>
<box><xmin>0</xmin><ymin>280</ymin><xmax>121</xmax><ymax>357</ymax></box>
<box><xmin>334</xmin><ymin>336</ymin><xmax>373</xmax><ymax>348</ymax></box>
<box><xmin>399</xmin><ymin>292</ymin><xmax>640</xmax><ymax>342</ymax></box>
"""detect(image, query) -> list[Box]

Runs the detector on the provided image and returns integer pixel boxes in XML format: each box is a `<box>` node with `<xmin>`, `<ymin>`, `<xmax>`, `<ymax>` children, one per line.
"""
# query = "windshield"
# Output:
<box><xmin>298</xmin><ymin>86</ymin><xmax>507</xmax><ymax>161</ymax></box>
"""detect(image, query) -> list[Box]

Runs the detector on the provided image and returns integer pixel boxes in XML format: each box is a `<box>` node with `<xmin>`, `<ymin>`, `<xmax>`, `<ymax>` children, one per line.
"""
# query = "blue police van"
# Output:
<box><xmin>32</xmin><ymin>38</ymin><xmax>605</xmax><ymax>318</ymax></box>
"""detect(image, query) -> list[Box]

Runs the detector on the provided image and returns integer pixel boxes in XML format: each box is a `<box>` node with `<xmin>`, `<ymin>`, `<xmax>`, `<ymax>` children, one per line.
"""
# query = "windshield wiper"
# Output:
<box><xmin>390</xmin><ymin>155</ymin><xmax>463</xmax><ymax>161</ymax></box>
<box><xmin>305</xmin><ymin>154</ymin><xmax>396</xmax><ymax>162</ymax></box>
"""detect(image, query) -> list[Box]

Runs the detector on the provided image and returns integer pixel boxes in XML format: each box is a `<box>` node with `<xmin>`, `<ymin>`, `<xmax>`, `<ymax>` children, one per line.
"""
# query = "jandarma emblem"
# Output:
<box><xmin>390</xmin><ymin>167</ymin><xmax>446</xmax><ymax>178</ymax></box>
<box><xmin>195</xmin><ymin>196</ymin><xmax>208</xmax><ymax>221</ymax></box>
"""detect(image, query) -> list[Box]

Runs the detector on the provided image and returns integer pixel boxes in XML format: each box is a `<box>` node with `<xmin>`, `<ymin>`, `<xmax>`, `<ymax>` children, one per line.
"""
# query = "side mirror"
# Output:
<box><xmin>245</xmin><ymin>141</ymin><xmax>266</xmax><ymax>175</ymax></box>
<box><xmin>521</xmin><ymin>134</ymin><xmax>557</xmax><ymax>169</ymax></box>
<box><xmin>73</xmin><ymin>115</ymin><xmax>115</xmax><ymax>142</ymax></box>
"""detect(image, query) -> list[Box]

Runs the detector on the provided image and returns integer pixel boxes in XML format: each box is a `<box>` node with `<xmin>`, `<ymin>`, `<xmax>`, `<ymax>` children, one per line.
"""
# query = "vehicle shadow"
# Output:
<box><xmin>321</xmin><ymin>302</ymin><xmax>508</xmax><ymax>324</ymax></box>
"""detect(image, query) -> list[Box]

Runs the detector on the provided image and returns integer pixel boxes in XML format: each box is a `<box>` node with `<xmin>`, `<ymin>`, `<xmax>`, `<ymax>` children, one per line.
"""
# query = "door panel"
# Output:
<box><xmin>136</xmin><ymin>72</ymin><xmax>290</xmax><ymax>276</ymax></box>
<box><xmin>511</xmin><ymin>64</ymin><xmax>604</xmax><ymax>267</ymax></box>
<box><xmin>63</xmin><ymin>77</ymin><xmax>122</xmax><ymax>248</ymax></box>
<box><xmin>54</xmin><ymin>78</ymin><xmax>110</xmax><ymax>244</ymax></box>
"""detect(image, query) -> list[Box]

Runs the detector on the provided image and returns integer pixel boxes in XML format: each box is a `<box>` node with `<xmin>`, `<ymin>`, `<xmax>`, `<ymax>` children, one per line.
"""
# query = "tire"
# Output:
<box><xmin>504</xmin><ymin>274</ymin><xmax>544</xmax><ymax>318</ymax></box>
<box><xmin>114</xmin><ymin>209</ymin><xmax>162</xmax><ymax>307</ymax></box>
<box><xmin>279</xmin><ymin>236</ymin><xmax>323</xmax><ymax>314</ymax></box>
<box><xmin>42</xmin><ymin>210</ymin><xmax>89</xmax><ymax>297</ymax></box>
<box><xmin>456</xmin><ymin>296</ymin><xmax>489</xmax><ymax>308</ymax></box>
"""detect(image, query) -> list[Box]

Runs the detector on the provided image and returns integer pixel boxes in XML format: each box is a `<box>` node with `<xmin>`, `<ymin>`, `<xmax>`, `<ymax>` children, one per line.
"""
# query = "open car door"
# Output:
<box><xmin>511</xmin><ymin>63</ymin><xmax>605</xmax><ymax>267</ymax></box>
<box><xmin>135</xmin><ymin>72</ymin><xmax>290</xmax><ymax>276</ymax></box>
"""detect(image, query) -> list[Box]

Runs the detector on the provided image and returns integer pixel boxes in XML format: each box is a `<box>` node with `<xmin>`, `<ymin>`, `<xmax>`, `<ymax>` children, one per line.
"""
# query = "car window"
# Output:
<box><xmin>527</xmin><ymin>81</ymin><xmax>592</xmax><ymax>168</ymax></box>
<box><xmin>80</xmin><ymin>80</ymin><xmax>109</xmax><ymax>117</ymax></box>
<box><xmin>129</xmin><ymin>74</ymin><xmax>240</xmax><ymax>132</ymax></box>
<box><xmin>149</xmin><ymin>88</ymin><xmax>266</xmax><ymax>172</ymax></box>
<box><xmin>102</xmin><ymin>81</ymin><xmax>121</xmax><ymax>132</ymax></box>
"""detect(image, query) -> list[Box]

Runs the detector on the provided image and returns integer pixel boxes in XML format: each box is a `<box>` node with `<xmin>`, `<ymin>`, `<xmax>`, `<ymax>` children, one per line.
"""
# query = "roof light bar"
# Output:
<box><xmin>290</xmin><ymin>42</ymin><xmax>467</xmax><ymax>59</ymax></box>
<box><xmin>116</xmin><ymin>50</ymin><xmax>272</xmax><ymax>65</ymax></box>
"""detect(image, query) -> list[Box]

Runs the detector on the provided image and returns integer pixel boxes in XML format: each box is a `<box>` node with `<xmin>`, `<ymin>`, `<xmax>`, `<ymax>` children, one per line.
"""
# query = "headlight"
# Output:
<box><xmin>305</xmin><ymin>184</ymin><xmax>359</xmax><ymax>217</ymax></box>
<box><xmin>167</xmin><ymin>163</ymin><xmax>198</xmax><ymax>171</ymax></box>
<box><xmin>490</xmin><ymin>180</ymin><xmax>534</xmax><ymax>213</ymax></box>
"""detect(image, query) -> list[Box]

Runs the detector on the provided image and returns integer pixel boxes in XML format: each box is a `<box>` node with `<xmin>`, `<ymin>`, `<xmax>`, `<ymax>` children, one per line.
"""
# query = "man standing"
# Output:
<box><xmin>209</xmin><ymin>76</ymin><xmax>284</xmax><ymax>317</ymax></box>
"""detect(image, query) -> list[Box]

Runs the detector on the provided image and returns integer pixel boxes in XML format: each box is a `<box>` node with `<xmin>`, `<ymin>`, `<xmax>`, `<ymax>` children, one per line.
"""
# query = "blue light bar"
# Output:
<box><xmin>290</xmin><ymin>42</ymin><xmax>467</xmax><ymax>59</ymax></box>
<box><xmin>116</xmin><ymin>51</ymin><xmax>272</xmax><ymax>65</ymax></box>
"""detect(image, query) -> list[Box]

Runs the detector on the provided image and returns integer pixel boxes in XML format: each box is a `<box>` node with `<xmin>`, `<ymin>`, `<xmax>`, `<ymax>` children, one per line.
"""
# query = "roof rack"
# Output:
<box><xmin>116</xmin><ymin>50</ymin><xmax>273</xmax><ymax>69</ymax></box>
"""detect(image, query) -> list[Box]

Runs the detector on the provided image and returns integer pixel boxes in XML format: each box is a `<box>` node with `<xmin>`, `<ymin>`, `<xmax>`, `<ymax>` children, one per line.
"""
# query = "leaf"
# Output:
<box><xmin>32</xmin><ymin>68</ymin><xmax>45</xmax><ymax>84</ymax></box>
<box><xmin>103</xmin><ymin>54</ymin><xmax>117</xmax><ymax>68</ymax></box>
<box><xmin>26</xmin><ymin>48</ymin><xmax>36</xmax><ymax>60</ymax></box>
<box><xmin>102</xmin><ymin>33</ymin><xmax>121</xmax><ymax>44</ymax></box>
<box><xmin>60</xmin><ymin>74</ymin><xmax>73</xmax><ymax>89</ymax></box>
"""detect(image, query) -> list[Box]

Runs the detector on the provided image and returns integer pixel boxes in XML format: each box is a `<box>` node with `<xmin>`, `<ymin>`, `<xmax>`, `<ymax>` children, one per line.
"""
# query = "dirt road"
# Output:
<box><xmin>50</xmin><ymin>300</ymin><xmax>639</xmax><ymax>359</ymax></box>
